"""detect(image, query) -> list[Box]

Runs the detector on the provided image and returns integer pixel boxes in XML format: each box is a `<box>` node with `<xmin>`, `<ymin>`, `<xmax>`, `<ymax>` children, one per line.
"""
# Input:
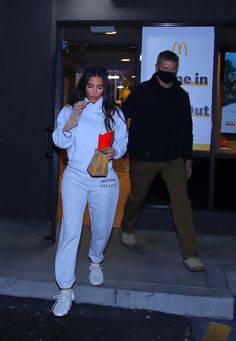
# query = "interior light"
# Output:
<box><xmin>121</xmin><ymin>58</ymin><xmax>130</xmax><ymax>62</ymax></box>
<box><xmin>108</xmin><ymin>75</ymin><xmax>119</xmax><ymax>79</ymax></box>
<box><xmin>131</xmin><ymin>75</ymin><xmax>136</xmax><ymax>78</ymax></box>
<box><xmin>117</xmin><ymin>85</ymin><xmax>124</xmax><ymax>89</ymax></box>
<box><xmin>105</xmin><ymin>31</ymin><xmax>117</xmax><ymax>35</ymax></box>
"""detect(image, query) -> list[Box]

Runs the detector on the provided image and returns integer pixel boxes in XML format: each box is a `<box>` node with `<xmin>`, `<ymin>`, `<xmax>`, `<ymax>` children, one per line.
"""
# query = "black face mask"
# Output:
<box><xmin>157</xmin><ymin>69</ymin><xmax>176</xmax><ymax>84</ymax></box>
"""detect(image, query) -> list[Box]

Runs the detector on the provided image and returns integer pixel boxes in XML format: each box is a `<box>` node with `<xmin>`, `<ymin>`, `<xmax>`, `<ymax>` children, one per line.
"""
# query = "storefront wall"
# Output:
<box><xmin>0</xmin><ymin>0</ymin><xmax>236</xmax><ymax>227</ymax></box>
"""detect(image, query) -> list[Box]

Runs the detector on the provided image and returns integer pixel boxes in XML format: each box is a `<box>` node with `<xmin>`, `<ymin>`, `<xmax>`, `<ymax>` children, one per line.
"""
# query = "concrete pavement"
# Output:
<box><xmin>0</xmin><ymin>219</ymin><xmax>236</xmax><ymax>320</ymax></box>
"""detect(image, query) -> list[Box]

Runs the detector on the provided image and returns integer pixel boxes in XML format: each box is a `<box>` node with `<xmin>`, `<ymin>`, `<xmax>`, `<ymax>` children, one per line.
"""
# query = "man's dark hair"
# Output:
<box><xmin>156</xmin><ymin>50</ymin><xmax>179</xmax><ymax>65</ymax></box>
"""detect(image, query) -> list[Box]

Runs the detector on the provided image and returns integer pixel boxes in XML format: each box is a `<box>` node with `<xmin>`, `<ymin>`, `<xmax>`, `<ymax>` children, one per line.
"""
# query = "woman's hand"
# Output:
<box><xmin>102</xmin><ymin>146</ymin><xmax>115</xmax><ymax>160</ymax></box>
<box><xmin>63</xmin><ymin>100</ymin><xmax>89</xmax><ymax>132</ymax></box>
<box><xmin>71</xmin><ymin>100</ymin><xmax>89</xmax><ymax>119</ymax></box>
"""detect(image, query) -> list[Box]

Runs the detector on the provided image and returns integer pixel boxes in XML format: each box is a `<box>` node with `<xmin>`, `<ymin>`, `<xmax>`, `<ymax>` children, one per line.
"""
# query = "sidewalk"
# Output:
<box><xmin>0</xmin><ymin>219</ymin><xmax>236</xmax><ymax>320</ymax></box>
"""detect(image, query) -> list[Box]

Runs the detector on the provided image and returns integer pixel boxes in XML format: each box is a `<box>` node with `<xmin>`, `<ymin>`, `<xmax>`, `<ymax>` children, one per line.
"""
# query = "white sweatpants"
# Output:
<box><xmin>55</xmin><ymin>166</ymin><xmax>119</xmax><ymax>289</ymax></box>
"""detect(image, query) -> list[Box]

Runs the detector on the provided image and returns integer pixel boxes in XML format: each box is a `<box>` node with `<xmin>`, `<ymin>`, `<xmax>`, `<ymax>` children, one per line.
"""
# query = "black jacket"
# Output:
<box><xmin>122</xmin><ymin>73</ymin><xmax>193</xmax><ymax>162</ymax></box>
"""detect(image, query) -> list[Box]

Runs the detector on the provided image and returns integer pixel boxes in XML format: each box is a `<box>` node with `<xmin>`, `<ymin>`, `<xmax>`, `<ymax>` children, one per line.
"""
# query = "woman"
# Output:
<box><xmin>52</xmin><ymin>66</ymin><xmax>128</xmax><ymax>317</ymax></box>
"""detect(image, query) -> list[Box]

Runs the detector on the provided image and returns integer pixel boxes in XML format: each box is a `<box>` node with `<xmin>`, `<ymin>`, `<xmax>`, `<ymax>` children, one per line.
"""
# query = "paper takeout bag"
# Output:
<box><xmin>87</xmin><ymin>149</ymin><xmax>108</xmax><ymax>177</ymax></box>
<box><xmin>87</xmin><ymin>132</ymin><xmax>114</xmax><ymax>177</ymax></box>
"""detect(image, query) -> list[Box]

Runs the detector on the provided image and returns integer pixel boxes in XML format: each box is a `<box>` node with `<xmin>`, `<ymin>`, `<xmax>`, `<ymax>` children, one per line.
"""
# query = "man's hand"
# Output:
<box><xmin>63</xmin><ymin>100</ymin><xmax>89</xmax><ymax>132</ymax></box>
<box><xmin>185</xmin><ymin>159</ymin><xmax>193</xmax><ymax>179</ymax></box>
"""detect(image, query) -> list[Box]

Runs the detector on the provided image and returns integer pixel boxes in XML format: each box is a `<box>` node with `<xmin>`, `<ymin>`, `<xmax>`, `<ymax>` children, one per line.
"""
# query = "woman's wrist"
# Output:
<box><xmin>63</xmin><ymin>116</ymin><xmax>79</xmax><ymax>131</ymax></box>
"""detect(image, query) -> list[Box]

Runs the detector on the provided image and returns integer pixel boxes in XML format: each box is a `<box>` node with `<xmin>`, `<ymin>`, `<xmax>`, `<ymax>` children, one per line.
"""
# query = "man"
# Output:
<box><xmin>120</xmin><ymin>50</ymin><xmax>204</xmax><ymax>272</ymax></box>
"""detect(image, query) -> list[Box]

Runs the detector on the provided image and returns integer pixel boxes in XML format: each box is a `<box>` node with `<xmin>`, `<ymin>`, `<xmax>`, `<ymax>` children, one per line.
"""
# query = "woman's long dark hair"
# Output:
<box><xmin>69</xmin><ymin>65</ymin><xmax>121</xmax><ymax>131</ymax></box>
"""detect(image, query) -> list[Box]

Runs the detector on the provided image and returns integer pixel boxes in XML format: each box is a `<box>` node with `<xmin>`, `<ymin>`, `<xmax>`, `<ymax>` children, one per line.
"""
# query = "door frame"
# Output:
<box><xmin>51</xmin><ymin>21</ymin><xmax>142</xmax><ymax>242</ymax></box>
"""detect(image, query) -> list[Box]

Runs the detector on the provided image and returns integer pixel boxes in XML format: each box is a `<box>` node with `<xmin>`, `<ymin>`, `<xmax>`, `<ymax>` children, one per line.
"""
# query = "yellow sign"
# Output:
<box><xmin>172</xmin><ymin>42</ymin><xmax>188</xmax><ymax>55</ymax></box>
<box><xmin>203</xmin><ymin>322</ymin><xmax>232</xmax><ymax>341</ymax></box>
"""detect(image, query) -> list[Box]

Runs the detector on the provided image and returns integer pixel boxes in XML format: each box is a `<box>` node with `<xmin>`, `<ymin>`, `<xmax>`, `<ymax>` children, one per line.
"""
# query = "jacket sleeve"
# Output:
<box><xmin>182</xmin><ymin>92</ymin><xmax>193</xmax><ymax>160</ymax></box>
<box><xmin>112</xmin><ymin>109</ymin><xmax>128</xmax><ymax>159</ymax></box>
<box><xmin>52</xmin><ymin>105</ymin><xmax>76</xmax><ymax>149</ymax></box>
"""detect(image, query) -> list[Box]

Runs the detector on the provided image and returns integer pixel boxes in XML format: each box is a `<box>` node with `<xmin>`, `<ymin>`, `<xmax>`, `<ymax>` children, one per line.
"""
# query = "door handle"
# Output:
<box><xmin>45</xmin><ymin>127</ymin><xmax>55</xmax><ymax>158</ymax></box>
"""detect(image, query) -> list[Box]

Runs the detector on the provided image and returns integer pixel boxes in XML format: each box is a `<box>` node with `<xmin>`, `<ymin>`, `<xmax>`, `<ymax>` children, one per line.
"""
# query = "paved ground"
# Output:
<box><xmin>1</xmin><ymin>295</ymin><xmax>235</xmax><ymax>341</ymax></box>
<box><xmin>0</xmin><ymin>295</ymin><xmax>191</xmax><ymax>341</ymax></box>
<box><xmin>1</xmin><ymin>220</ymin><xmax>236</xmax><ymax>319</ymax></box>
<box><xmin>0</xmin><ymin>219</ymin><xmax>236</xmax><ymax>340</ymax></box>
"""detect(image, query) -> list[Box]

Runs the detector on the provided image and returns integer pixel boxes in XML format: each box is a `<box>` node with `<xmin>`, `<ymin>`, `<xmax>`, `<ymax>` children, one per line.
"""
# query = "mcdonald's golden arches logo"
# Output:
<box><xmin>172</xmin><ymin>42</ymin><xmax>188</xmax><ymax>55</ymax></box>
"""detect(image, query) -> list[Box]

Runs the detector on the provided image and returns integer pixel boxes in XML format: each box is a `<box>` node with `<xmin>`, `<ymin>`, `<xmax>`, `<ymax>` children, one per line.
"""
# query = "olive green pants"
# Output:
<box><xmin>121</xmin><ymin>158</ymin><xmax>198</xmax><ymax>260</ymax></box>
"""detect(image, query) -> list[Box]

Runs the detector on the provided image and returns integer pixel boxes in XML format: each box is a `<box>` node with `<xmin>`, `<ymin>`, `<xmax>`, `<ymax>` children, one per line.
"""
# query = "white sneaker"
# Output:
<box><xmin>52</xmin><ymin>289</ymin><xmax>75</xmax><ymax>317</ymax></box>
<box><xmin>121</xmin><ymin>231</ymin><xmax>136</xmax><ymax>246</ymax></box>
<box><xmin>89</xmin><ymin>263</ymin><xmax>104</xmax><ymax>286</ymax></box>
<box><xmin>183</xmin><ymin>257</ymin><xmax>205</xmax><ymax>272</ymax></box>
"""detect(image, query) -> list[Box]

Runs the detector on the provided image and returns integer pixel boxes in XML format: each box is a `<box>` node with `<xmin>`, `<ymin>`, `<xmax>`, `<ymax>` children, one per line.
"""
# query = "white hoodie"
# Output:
<box><xmin>53</xmin><ymin>97</ymin><xmax>128</xmax><ymax>173</ymax></box>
